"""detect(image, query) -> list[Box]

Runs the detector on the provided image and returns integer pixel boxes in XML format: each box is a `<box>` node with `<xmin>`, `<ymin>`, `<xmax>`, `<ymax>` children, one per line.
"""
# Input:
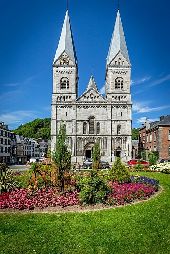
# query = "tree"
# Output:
<box><xmin>109</xmin><ymin>157</ymin><xmax>130</xmax><ymax>183</ymax></box>
<box><xmin>13</xmin><ymin>118</ymin><xmax>51</xmax><ymax>140</ymax></box>
<box><xmin>92</xmin><ymin>142</ymin><xmax>101</xmax><ymax>170</ymax></box>
<box><xmin>132</xmin><ymin>128</ymin><xmax>139</xmax><ymax>140</ymax></box>
<box><xmin>52</xmin><ymin>124</ymin><xmax>71</xmax><ymax>192</ymax></box>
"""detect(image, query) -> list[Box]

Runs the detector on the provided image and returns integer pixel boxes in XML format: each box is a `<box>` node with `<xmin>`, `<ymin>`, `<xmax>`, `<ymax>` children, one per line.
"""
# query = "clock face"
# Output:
<box><xmin>60</xmin><ymin>55</ymin><xmax>69</xmax><ymax>65</ymax></box>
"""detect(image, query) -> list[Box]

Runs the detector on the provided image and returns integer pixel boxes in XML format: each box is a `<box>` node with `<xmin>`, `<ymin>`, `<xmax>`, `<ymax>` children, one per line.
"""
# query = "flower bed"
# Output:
<box><xmin>0</xmin><ymin>177</ymin><xmax>159</xmax><ymax>211</ymax></box>
<box><xmin>0</xmin><ymin>188</ymin><xmax>79</xmax><ymax>210</ymax></box>
<box><xmin>150</xmin><ymin>162</ymin><xmax>170</xmax><ymax>174</ymax></box>
<box><xmin>108</xmin><ymin>182</ymin><xmax>156</xmax><ymax>206</ymax></box>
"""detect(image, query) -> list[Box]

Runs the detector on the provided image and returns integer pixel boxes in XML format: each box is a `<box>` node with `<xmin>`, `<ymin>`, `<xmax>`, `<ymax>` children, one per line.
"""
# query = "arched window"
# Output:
<box><xmin>83</xmin><ymin>122</ymin><xmax>87</xmax><ymax>134</ymax></box>
<box><xmin>115</xmin><ymin>77</ymin><xmax>123</xmax><ymax>89</ymax></box>
<box><xmin>96</xmin><ymin>122</ymin><xmax>100</xmax><ymax>134</ymax></box>
<box><xmin>60</xmin><ymin>77</ymin><xmax>69</xmax><ymax>89</ymax></box>
<box><xmin>89</xmin><ymin>116</ymin><xmax>95</xmax><ymax>134</ymax></box>
<box><xmin>117</xmin><ymin>125</ymin><xmax>121</xmax><ymax>135</ymax></box>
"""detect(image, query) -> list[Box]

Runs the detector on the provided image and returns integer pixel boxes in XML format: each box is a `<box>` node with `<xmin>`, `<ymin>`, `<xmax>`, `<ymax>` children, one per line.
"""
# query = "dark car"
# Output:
<box><xmin>82</xmin><ymin>159</ymin><xmax>110</xmax><ymax>169</ymax></box>
<box><xmin>100</xmin><ymin>161</ymin><xmax>110</xmax><ymax>169</ymax></box>
<box><xmin>159</xmin><ymin>159</ymin><xmax>170</xmax><ymax>163</ymax></box>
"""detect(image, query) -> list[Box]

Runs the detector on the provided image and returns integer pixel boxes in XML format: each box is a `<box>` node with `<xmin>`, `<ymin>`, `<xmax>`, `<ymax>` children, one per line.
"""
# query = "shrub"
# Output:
<box><xmin>148</xmin><ymin>152</ymin><xmax>158</xmax><ymax>166</ymax></box>
<box><xmin>78</xmin><ymin>170</ymin><xmax>110</xmax><ymax>204</ymax></box>
<box><xmin>109</xmin><ymin>157</ymin><xmax>130</xmax><ymax>183</ymax></box>
<box><xmin>134</xmin><ymin>163</ymin><xmax>144</xmax><ymax>172</ymax></box>
<box><xmin>0</xmin><ymin>163</ymin><xmax>18</xmax><ymax>194</ymax></box>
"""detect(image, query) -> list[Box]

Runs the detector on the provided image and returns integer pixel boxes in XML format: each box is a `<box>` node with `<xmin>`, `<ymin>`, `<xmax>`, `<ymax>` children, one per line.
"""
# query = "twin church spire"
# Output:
<box><xmin>53</xmin><ymin>10</ymin><xmax>77</xmax><ymax>65</ymax></box>
<box><xmin>107</xmin><ymin>10</ymin><xmax>130</xmax><ymax>65</ymax></box>
<box><xmin>54</xmin><ymin>9</ymin><xmax>130</xmax><ymax>91</ymax></box>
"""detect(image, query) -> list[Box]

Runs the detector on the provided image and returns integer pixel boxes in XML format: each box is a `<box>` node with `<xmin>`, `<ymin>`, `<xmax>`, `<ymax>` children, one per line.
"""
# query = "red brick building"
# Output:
<box><xmin>139</xmin><ymin>115</ymin><xmax>170</xmax><ymax>160</ymax></box>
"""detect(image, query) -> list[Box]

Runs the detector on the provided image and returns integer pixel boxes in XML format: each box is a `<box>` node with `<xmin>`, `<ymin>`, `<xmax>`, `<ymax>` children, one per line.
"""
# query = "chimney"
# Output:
<box><xmin>160</xmin><ymin>116</ymin><xmax>165</xmax><ymax>121</ymax></box>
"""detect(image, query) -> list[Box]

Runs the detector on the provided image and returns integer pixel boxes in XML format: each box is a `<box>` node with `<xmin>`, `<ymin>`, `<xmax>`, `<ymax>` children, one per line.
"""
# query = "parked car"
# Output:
<box><xmin>82</xmin><ymin>159</ymin><xmax>110</xmax><ymax>169</ymax></box>
<box><xmin>100</xmin><ymin>161</ymin><xmax>110</xmax><ymax>169</ymax></box>
<box><xmin>159</xmin><ymin>159</ymin><xmax>170</xmax><ymax>163</ymax></box>
<box><xmin>127</xmin><ymin>159</ymin><xmax>149</xmax><ymax>166</ymax></box>
<box><xmin>82</xmin><ymin>158</ymin><xmax>92</xmax><ymax>169</ymax></box>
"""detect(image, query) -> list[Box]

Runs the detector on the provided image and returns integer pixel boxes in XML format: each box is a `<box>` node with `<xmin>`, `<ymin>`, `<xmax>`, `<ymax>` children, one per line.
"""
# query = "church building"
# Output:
<box><xmin>51</xmin><ymin>9</ymin><xmax>132</xmax><ymax>163</ymax></box>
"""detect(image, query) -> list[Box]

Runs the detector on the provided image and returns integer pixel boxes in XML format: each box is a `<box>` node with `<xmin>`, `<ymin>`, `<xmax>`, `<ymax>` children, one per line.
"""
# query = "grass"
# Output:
<box><xmin>0</xmin><ymin>172</ymin><xmax>170</xmax><ymax>254</ymax></box>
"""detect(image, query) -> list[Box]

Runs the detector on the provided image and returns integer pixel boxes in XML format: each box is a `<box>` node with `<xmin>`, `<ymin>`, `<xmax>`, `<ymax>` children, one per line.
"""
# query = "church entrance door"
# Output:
<box><xmin>115</xmin><ymin>147</ymin><xmax>121</xmax><ymax>158</ymax></box>
<box><xmin>84</xmin><ymin>143</ymin><xmax>94</xmax><ymax>159</ymax></box>
<box><xmin>85</xmin><ymin>150</ymin><xmax>91</xmax><ymax>159</ymax></box>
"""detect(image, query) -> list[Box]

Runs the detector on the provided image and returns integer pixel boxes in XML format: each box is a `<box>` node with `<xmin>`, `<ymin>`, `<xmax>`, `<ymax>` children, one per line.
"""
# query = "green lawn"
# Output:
<box><xmin>0</xmin><ymin>172</ymin><xmax>170</xmax><ymax>254</ymax></box>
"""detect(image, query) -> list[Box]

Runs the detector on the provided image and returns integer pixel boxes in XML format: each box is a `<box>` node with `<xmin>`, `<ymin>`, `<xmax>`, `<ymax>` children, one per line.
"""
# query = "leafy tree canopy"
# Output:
<box><xmin>13</xmin><ymin>118</ymin><xmax>51</xmax><ymax>141</ymax></box>
<box><xmin>132</xmin><ymin>128</ymin><xmax>139</xmax><ymax>140</ymax></box>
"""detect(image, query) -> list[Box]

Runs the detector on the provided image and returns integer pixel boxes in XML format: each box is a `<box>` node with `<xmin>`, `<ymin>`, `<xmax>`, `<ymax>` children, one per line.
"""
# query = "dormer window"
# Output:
<box><xmin>115</xmin><ymin>77</ymin><xmax>123</xmax><ymax>89</ymax></box>
<box><xmin>60</xmin><ymin>77</ymin><xmax>69</xmax><ymax>89</ymax></box>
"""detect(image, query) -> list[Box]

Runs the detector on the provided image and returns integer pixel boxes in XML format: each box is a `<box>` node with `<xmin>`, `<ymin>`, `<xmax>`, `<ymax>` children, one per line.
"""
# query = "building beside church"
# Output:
<box><xmin>51</xmin><ymin>9</ymin><xmax>132</xmax><ymax>163</ymax></box>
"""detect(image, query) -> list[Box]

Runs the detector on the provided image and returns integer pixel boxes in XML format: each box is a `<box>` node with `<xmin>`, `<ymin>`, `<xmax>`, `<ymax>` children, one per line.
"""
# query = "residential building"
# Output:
<box><xmin>139</xmin><ymin>115</ymin><xmax>170</xmax><ymax>160</ymax></box>
<box><xmin>0</xmin><ymin>122</ymin><xmax>17</xmax><ymax>164</ymax></box>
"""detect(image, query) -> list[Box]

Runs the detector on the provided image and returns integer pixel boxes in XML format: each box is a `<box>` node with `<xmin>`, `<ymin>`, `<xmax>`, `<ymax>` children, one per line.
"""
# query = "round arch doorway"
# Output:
<box><xmin>84</xmin><ymin>143</ymin><xmax>94</xmax><ymax>159</ymax></box>
<box><xmin>115</xmin><ymin>146</ymin><xmax>121</xmax><ymax>158</ymax></box>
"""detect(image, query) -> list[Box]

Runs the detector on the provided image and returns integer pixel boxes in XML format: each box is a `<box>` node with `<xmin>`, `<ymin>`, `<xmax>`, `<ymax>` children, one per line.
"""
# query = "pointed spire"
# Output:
<box><xmin>53</xmin><ymin>10</ymin><xmax>77</xmax><ymax>64</ymax></box>
<box><xmin>107</xmin><ymin>10</ymin><xmax>130</xmax><ymax>65</ymax></box>
<box><xmin>86</xmin><ymin>76</ymin><xmax>98</xmax><ymax>91</ymax></box>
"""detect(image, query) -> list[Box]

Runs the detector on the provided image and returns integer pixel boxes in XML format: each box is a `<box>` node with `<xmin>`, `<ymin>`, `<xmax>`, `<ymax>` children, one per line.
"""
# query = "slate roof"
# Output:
<box><xmin>107</xmin><ymin>10</ymin><xmax>130</xmax><ymax>65</ymax></box>
<box><xmin>53</xmin><ymin>10</ymin><xmax>77</xmax><ymax>64</ymax></box>
<box><xmin>158</xmin><ymin>115</ymin><xmax>170</xmax><ymax>126</ymax></box>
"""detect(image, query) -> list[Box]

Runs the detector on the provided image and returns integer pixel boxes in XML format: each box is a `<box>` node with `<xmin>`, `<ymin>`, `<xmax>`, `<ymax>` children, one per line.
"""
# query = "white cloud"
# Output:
<box><xmin>150</xmin><ymin>74</ymin><xmax>170</xmax><ymax>87</ymax></box>
<box><xmin>137</xmin><ymin>117</ymin><xmax>159</xmax><ymax>124</ymax></box>
<box><xmin>99</xmin><ymin>85</ymin><xmax>105</xmax><ymax>94</ymax></box>
<box><xmin>133</xmin><ymin>102</ymin><xmax>170</xmax><ymax>113</ymax></box>
<box><xmin>131</xmin><ymin>76</ymin><xmax>151</xmax><ymax>86</ymax></box>
<box><xmin>0</xmin><ymin>110</ymin><xmax>38</xmax><ymax>129</ymax></box>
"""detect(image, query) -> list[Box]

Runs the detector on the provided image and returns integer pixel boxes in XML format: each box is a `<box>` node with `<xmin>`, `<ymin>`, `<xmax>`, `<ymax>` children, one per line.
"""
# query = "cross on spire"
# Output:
<box><xmin>66</xmin><ymin>0</ymin><xmax>69</xmax><ymax>11</ymax></box>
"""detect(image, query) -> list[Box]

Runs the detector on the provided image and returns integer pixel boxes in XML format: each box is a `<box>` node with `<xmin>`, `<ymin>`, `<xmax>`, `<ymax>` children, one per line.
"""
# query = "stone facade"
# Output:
<box><xmin>51</xmin><ymin>10</ymin><xmax>132</xmax><ymax>163</ymax></box>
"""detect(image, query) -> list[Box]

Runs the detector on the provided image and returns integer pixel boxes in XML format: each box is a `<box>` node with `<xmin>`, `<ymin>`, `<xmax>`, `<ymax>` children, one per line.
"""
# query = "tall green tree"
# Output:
<box><xmin>92</xmin><ymin>142</ymin><xmax>101</xmax><ymax>170</ymax></box>
<box><xmin>52</xmin><ymin>124</ymin><xmax>71</xmax><ymax>192</ymax></box>
<box><xmin>132</xmin><ymin>128</ymin><xmax>139</xmax><ymax>140</ymax></box>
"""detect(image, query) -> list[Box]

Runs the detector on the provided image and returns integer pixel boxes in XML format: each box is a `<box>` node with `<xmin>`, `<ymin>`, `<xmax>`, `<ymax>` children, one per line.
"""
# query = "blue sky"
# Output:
<box><xmin>0</xmin><ymin>0</ymin><xmax>170</xmax><ymax>129</ymax></box>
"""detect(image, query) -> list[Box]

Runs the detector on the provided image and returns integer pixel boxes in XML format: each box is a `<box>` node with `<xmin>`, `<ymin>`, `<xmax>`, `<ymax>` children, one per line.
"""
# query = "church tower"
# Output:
<box><xmin>51</xmin><ymin>10</ymin><xmax>78</xmax><ymax>152</ymax></box>
<box><xmin>105</xmin><ymin>10</ymin><xmax>132</xmax><ymax>161</ymax></box>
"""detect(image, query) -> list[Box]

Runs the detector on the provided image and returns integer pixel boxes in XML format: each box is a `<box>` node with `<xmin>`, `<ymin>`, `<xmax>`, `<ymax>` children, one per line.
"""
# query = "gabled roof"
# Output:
<box><xmin>107</xmin><ymin>10</ymin><xmax>130</xmax><ymax>65</ymax></box>
<box><xmin>53</xmin><ymin>10</ymin><xmax>77</xmax><ymax>64</ymax></box>
<box><xmin>86</xmin><ymin>76</ymin><xmax>98</xmax><ymax>92</ymax></box>
<box><xmin>77</xmin><ymin>76</ymin><xmax>105</xmax><ymax>102</ymax></box>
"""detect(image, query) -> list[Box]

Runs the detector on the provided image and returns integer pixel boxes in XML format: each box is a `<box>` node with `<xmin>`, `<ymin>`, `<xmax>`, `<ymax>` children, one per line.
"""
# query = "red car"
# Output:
<box><xmin>127</xmin><ymin>159</ymin><xmax>149</xmax><ymax>166</ymax></box>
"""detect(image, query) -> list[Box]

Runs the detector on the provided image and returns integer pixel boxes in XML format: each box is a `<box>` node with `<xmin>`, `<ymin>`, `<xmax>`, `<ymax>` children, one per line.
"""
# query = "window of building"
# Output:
<box><xmin>89</xmin><ymin>116</ymin><xmax>95</xmax><ymax>134</ymax></box>
<box><xmin>60</xmin><ymin>77</ymin><xmax>69</xmax><ymax>89</ymax></box>
<box><xmin>168</xmin><ymin>130</ymin><xmax>170</xmax><ymax>140</ymax></box>
<box><xmin>83</xmin><ymin>122</ymin><xmax>87</xmax><ymax>134</ymax></box>
<box><xmin>1</xmin><ymin>138</ymin><xmax>3</xmax><ymax>144</ymax></box>
<box><xmin>115</xmin><ymin>77</ymin><xmax>123</xmax><ymax>89</ymax></box>
<box><xmin>96</xmin><ymin>122</ymin><xmax>100</xmax><ymax>134</ymax></box>
<box><xmin>117</xmin><ymin>125</ymin><xmax>121</xmax><ymax>135</ymax></box>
